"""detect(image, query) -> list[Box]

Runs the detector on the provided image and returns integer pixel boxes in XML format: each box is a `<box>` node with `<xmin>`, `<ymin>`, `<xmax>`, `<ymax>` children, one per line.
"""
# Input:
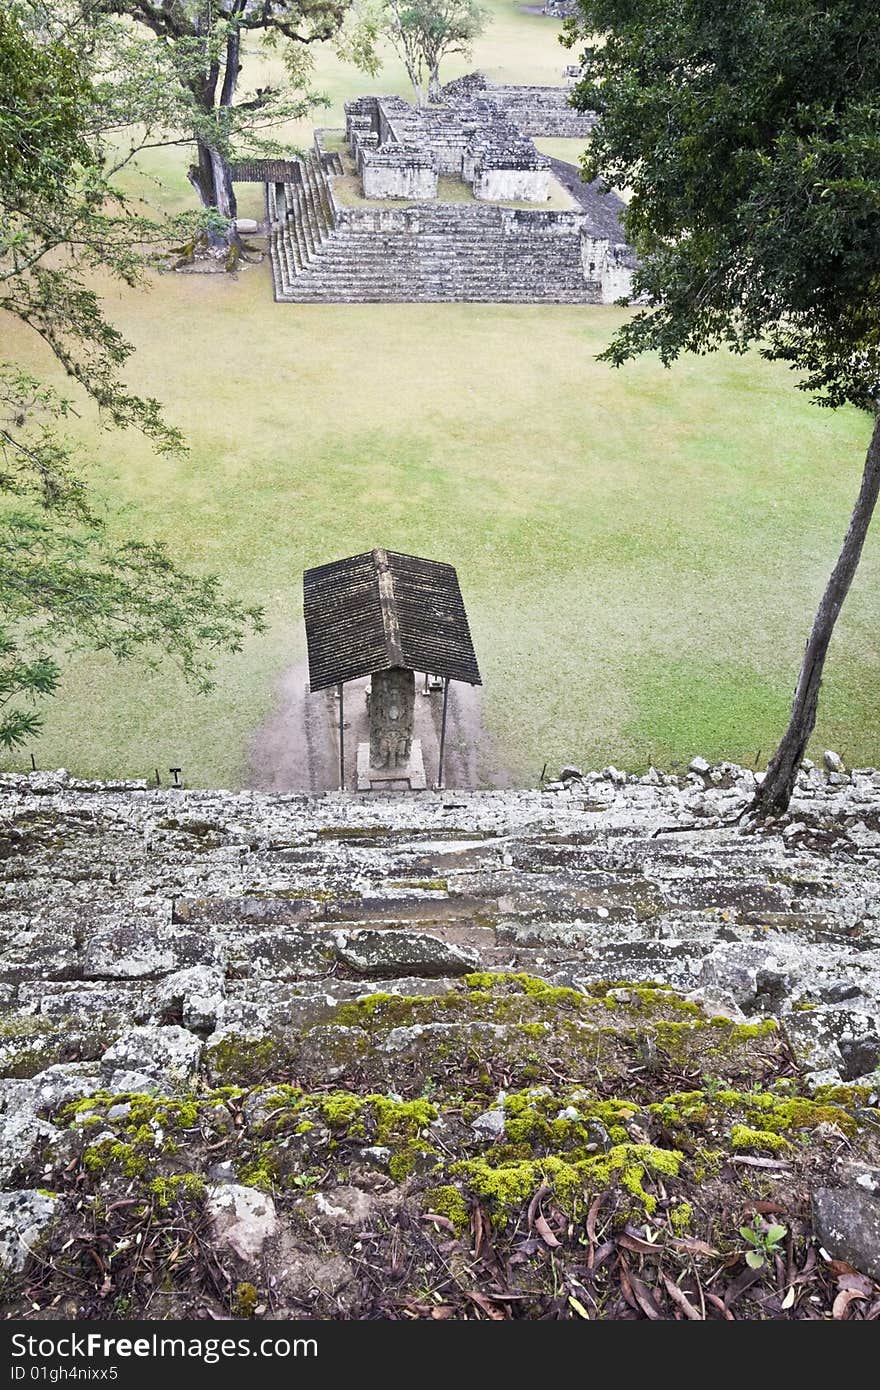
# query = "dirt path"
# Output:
<box><xmin>244</xmin><ymin>660</ymin><xmax>513</xmax><ymax>793</ymax></box>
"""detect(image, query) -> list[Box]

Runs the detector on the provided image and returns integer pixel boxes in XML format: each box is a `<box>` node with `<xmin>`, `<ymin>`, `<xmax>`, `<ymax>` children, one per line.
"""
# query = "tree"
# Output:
<box><xmin>381</xmin><ymin>0</ymin><xmax>488</xmax><ymax>104</ymax></box>
<box><xmin>566</xmin><ymin>0</ymin><xmax>880</xmax><ymax>815</ymax></box>
<box><xmin>0</xmin><ymin>6</ymin><xmax>263</xmax><ymax>752</ymax></box>
<box><xmin>2</xmin><ymin>2</ymin><xmax>211</xmax><ymax>435</ymax></box>
<box><xmin>104</xmin><ymin>1</ymin><xmax>350</xmax><ymax>253</ymax></box>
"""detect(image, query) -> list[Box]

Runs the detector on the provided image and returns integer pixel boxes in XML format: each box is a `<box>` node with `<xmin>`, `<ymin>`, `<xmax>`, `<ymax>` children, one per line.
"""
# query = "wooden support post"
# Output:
<box><xmin>437</xmin><ymin>677</ymin><xmax>450</xmax><ymax>790</ymax></box>
<box><xmin>338</xmin><ymin>682</ymin><xmax>345</xmax><ymax>790</ymax></box>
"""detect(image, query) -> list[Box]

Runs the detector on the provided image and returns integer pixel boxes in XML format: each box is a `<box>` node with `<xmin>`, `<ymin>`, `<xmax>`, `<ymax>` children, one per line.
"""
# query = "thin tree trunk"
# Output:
<box><xmin>428</xmin><ymin>65</ymin><xmax>442</xmax><ymax>103</ymax></box>
<box><xmin>220</xmin><ymin>26</ymin><xmax>241</xmax><ymax>108</ymax></box>
<box><xmin>208</xmin><ymin>145</ymin><xmax>238</xmax><ymax>222</ymax></box>
<box><xmin>752</xmin><ymin>411</ymin><xmax>880</xmax><ymax>817</ymax></box>
<box><xmin>189</xmin><ymin>137</ymin><xmax>216</xmax><ymax>206</ymax></box>
<box><xmin>405</xmin><ymin>60</ymin><xmax>425</xmax><ymax>105</ymax></box>
<box><xmin>184</xmin><ymin>25</ymin><xmax>240</xmax><ymax>256</ymax></box>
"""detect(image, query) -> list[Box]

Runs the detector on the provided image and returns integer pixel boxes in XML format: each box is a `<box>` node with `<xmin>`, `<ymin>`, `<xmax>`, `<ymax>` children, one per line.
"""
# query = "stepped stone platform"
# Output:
<box><xmin>264</xmin><ymin>87</ymin><xmax>634</xmax><ymax>305</ymax></box>
<box><xmin>1</xmin><ymin>767</ymin><xmax>879</xmax><ymax>1319</ymax></box>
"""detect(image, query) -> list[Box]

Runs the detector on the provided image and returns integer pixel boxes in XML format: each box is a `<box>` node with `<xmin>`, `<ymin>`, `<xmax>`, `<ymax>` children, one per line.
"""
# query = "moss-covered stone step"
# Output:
<box><xmin>201</xmin><ymin>973</ymin><xmax>785</xmax><ymax>1089</ymax></box>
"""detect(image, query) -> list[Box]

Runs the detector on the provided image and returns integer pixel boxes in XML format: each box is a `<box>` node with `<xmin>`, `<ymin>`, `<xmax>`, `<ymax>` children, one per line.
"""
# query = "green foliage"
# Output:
<box><xmin>567</xmin><ymin>0</ymin><xmax>880</xmax><ymax>411</ymax></box>
<box><xmin>738</xmin><ymin>1215</ymin><xmax>787</xmax><ymax>1270</ymax></box>
<box><xmin>1</xmin><ymin>4</ymin><xmax>199</xmax><ymax>445</ymax></box>
<box><xmin>0</xmin><ymin>8</ymin><xmax>264</xmax><ymax>754</ymax></box>
<box><xmin>0</xmin><ymin>7</ymin><xmax>90</xmax><ymax>199</ymax></box>
<box><xmin>376</xmin><ymin>0</ymin><xmax>489</xmax><ymax>103</ymax></box>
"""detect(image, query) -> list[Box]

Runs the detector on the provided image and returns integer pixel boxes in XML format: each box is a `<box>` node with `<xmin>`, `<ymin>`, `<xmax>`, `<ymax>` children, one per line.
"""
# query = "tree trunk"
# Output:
<box><xmin>220</xmin><ymin>27</ymin><xmax>241</xmax><ymax>109</ymax></box>
<box><xmin>404</xmin><ymin>61</ymin><xmax>426</xmax><ymax>105</ymax></box>
<box><xmin>752</xmin><ymin>411</ymin><xmax>880</xmax><ymax>817</ymax></box>
<box><xmin>208</xmin><ymin>145</ymin><xmax>238</xmax><ymax>222</ymax></box>
<box><xmin>428</xmin><ymin>65</ymin><xmax>442</xmax><ymax>103</ymax></box>
<box><xmin>189</xmin><ymin>137</ymin><xmax>216</xmax><ymax>205</ymax></box>
<box><xmin>187</xmin><ymin>137</ymin><xmax>240</xmax><ymax>250</ymax></box>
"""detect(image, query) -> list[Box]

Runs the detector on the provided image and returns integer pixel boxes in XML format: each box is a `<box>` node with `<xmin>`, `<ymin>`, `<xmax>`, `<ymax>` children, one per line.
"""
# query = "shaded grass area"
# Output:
<box><xmin>2</xmin><ymin>2</ymin><xmax>878</xmax><ymax>785</ymax></box>
<box><xmin>533</xmin><ymin>136</ymin><xmax>589</xmax><ymax>165</ymax></box>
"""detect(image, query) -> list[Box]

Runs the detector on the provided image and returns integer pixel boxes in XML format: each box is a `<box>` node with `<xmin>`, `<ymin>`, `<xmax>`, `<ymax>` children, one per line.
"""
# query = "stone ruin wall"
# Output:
<box><xmin>360</xmin><ymin>148</ymin><xmax>437</xmax><ymax>201</ymax></box>
<box><xmin>347</xmin><ymin>95</ymin><xmax>553</xmax><ymax>205</ymax></box>
<box><xmin>331</xmin><ymin>197</ymin><xmax>586</xmax><ymax>239</ymax></box>
<box><xmin>327</xmin><ymin>192</ymin><xmax>597</xmax><ymax>302</ymax></box>
<box><xmin>1</xmin><ymin>761</ymin><xmax>879</xmax><ymax>1092</ymax></box>
<box><xmin>441</xmin><ymin>72</ymin><xmax>597</xmax><ymax>140</ymax></box>
<box><xmin>480</xmin><ymin>85</ymin><xmax>596</xmax><ymax>139</ymax></box>
<box><xmin>470</xmin><ymin>165</ymin><xmax>552</xmax><ymax>203</ymax></box>
<box><xmin>333</xmin><ymin>103</ymin><xmax>633</xmax><ymax>304</ymax></box>
<box><xmin>581</xmin><ymin>234</ymin><xmax>636</xmax><ymax>302</ymax></box>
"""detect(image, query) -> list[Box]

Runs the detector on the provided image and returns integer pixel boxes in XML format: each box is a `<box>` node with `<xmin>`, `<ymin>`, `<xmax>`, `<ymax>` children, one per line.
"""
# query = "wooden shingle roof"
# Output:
<box><xmin>303</xmin><ymin>547</ymin><xmax>481</xmax><ymax>692</ymax></box>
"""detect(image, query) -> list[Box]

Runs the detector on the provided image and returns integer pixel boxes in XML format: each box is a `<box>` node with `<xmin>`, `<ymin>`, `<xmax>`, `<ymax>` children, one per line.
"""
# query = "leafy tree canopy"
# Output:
<box><xmin>567</xmin><ymin>0</ymin><xmax>880</xmax><ymax>409</ymax></box>
<box><xmin>379</xmin><ymin>0</ymin><xmax>489</xmax><ymax>104</ymax></box>
<box><xmin>103</xmin><ymin>1</ymin><xmax>354</xmax><ymax>244</ymax></box>
<box><xmin>0</xmin><ymin>6</ymin><xmax>263</xmax><ymax>754</ymax></box>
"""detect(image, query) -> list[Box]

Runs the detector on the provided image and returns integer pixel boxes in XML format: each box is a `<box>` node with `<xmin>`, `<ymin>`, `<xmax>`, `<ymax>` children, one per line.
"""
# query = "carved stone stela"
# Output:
<box><xmin>303</xmin><ymin>547</ymin><xmax>480</xmax><ymax>792</ymax></box>
<box><xmin>358</xmin><ymin>665</ymin><xmax>426</xmax><ymax>791</ymax></box>
<box><xmin>369</xmin><ymin>667</ymin><xmax>415</xmax><ymax>768</ymax></box>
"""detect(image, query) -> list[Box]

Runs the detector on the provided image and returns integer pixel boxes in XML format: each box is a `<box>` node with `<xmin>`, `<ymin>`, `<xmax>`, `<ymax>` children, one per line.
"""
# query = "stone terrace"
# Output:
<box><xmin>441</xmin><ymin>71</ymin><xmax>596</xmax><ymax>139</ymax></box>
<box><xmin>1</xmin><ymin>763</ymin><xmax>879</xmax><ymax>1088</ymax></box>
<box><xmin>267</xmin><ymin>139</ymin><xmax>632</xmax><ymax>304</ymax></box>
<box><xmin>2</xmin><ymin>766</ymin><xmax>880</xmax><ymax>1317</ymax></box>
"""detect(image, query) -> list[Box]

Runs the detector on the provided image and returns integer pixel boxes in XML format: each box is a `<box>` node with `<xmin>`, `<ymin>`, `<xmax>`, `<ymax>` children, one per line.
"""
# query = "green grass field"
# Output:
<box><xmin>3</xmin><ymin>2</ymin><xmax>878</xmax><ymax>786</ymax></box>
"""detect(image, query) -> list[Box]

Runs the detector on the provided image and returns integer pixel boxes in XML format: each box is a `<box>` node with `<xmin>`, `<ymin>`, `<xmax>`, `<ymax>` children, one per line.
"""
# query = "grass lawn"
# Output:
<box><xmin>2</xmin><ymin>3</ymin><xmax>878</xmax><ymax>787</ymax></box>
<box><xmin>533</xmin><ymin>137</ymin><xmax>589</xmax><ymax>165</ymax></box>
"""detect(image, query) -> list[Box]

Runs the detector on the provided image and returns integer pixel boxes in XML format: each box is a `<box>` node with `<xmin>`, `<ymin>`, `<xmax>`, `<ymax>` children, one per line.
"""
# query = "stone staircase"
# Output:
<box><xmin>267</xmin><ymin>151</ymin><xmax>339</xmax><ymax>277</ymax></box>
<box><xmin>2</xmin><ymin>769</ymin><xmax>880</xmax><ymax>1319</ymax></box>
<box><xmin>267</xmin><ymin>152</ymin><xmax>603</xmax><ymax>304</ymax></box>
<box><xmin>1</xmin><ymin>769</ymin><xmax>879</xmax><ymax>1085</ymax></box>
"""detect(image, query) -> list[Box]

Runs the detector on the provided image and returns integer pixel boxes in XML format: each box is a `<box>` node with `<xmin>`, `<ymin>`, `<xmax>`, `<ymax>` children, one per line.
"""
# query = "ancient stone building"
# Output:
<box><xmin>440</xmin><ymin>70</ymin><xmax>595</xmax><ymax>139</ymax></box>
<box><xmin>263</xmin><ymin>81</ymin><xmax>635</xmax><ymax>305</ymax></box>
<box><xmin>348</xmin><ymin>93</ymin><xmax>555</xmax><ymax>203</ymax></box>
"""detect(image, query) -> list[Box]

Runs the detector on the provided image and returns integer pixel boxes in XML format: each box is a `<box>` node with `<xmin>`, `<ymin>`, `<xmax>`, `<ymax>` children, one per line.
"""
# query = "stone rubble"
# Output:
<box><xmin>0</xmin><ymin>1190</ymin><xmax>59</xmax><ymax>1273</ymax></box>
<box><xmin>813</xmin><ymin>1187</ymin><xmax>880</xmax><ymax>1282</ymax></box>
<box><xmin>206</xmin><ymin>1183</ymin><xmax>278</xmax><ymax>1265</ymax></box>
